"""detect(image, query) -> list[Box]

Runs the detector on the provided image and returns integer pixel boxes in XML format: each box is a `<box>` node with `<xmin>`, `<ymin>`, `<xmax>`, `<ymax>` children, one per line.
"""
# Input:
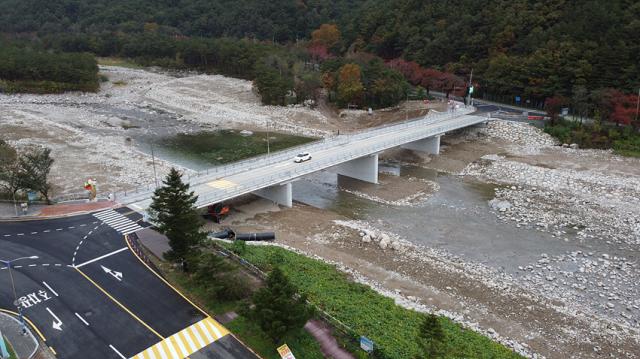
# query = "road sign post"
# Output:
<box><xmin>277</xmin><ymin>344</ymin><xmax>296</xmax><ymax>359</ymax></box>
<box><xmin>360</xmin><ymin>336</ymin><xmax>374</xmax><ymax>353</ymax></box>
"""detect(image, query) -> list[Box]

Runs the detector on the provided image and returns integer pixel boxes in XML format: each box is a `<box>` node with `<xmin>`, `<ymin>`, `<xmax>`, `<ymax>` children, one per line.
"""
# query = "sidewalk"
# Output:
<box><xmin>0</xmin><ymin>201</ymin><xmax>114</xmax><ymax>220</ymax></box>
<box><xmin>0</xmin><ymin>312</ymin><xmax>38</xmax><ymax>359</ymax></box>
<box><xmin>304</xmin><ymin>319</ymin><xmax>354</xmax><ymax>359</ymax></box>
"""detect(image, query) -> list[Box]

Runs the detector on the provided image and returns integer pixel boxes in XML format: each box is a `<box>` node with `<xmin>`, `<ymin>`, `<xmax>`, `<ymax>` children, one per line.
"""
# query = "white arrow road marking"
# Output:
<box><xmin>46</xmin><ymin>307</ymin><xmax>63</xmax><ymax>331</ymax></box>
<box><xmin>75</xmin><ymin>313</ymin><xmax>89</xmax><ymax>326</ymax></box>
<box><xmin>101</xmin><ymin>265</ymin><xmax>123</xmax><ymax>281</ymax></box>
<box><xmin>42</xmin><ymin>282</ymin><xmax>59</xmax><ymax>297</ymax></box>
<box><xmin>74</xmin><ymin>247</ymin><xmax>128</xmax><ymax>268</ymax></box>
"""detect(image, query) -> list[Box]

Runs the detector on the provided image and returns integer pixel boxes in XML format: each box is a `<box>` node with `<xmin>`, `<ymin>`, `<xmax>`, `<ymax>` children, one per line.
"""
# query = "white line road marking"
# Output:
<box><xmin>13</xmin><ymin>266</ymin><xmax>22</xmax><ymax>268</ymax></box>
<box><xmin>42</xmin><ymin>264</ymin><xmax>50</xmax><ymax>267</ymax></box>
<box><xmin>54</xmin><ymin>264</ymin><xmax>62</xmax><ymax>267</ymax></box>
<box><xmin>109</xmin><ymin>345</ymin><xmax>126</xmax><ymax>359</ymax></box>
<box><xmin>46</xmin><ymin>307</ymin><xmax>63</xmax><ymax>331</ymax></box>
<box><xmin>75</xmin><ymin>313</ymin><xmax>89</xmax><ymax>326</ymax></box>
<box><xmin>43</xmin><ymin>230</ymin><xmax>51</xmax><ymax>233</ymax></box>
<box><xmin>31</xmin><ymin>232</ymin><xmax>38</xmax><ymax>234</ymax></box>
<box><xmin>42</xmin><ymin>282</ymin><xmax>59</xmax><ymax>297</ymax></box>
<box><xmin>29</xmin><ymin>264</ymin><xmax>36</xmax><ymax>267</ymax></box>
<box><xmin>88</xmin><ymin>231</ymin><xmax>93</xmax><ymax>235</ymax></box>
<box><xmin>74</xmin><ymin>247</ymin><xmax>128</xmax><ymax>268</ymax></box>
<box><xmin>68</xmin><ymin>226</ymin><xmax>75</xmax><ymax>229</ymax></box>
<box><xmin>17</xmin><ymin>233</ymin><xmax>24</xmax><ymax>236</ymax></box>
<box><xmin>56</xmin><ymin>228</ymin><xmax>62</xmax><ymax>231</ymax></box>
<box><xmin>79</xmin><ymin>224</ymin><xmax>86</xmax><ymax>227</ymax></box>
<box><xmin>3</xmin><ymin>234</ymin><xmax>10</xmax><ymax>237</ymax></box>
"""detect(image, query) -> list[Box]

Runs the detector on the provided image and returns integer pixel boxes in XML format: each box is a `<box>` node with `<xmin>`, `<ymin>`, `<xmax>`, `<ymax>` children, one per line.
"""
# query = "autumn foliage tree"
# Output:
<box><xmin>311</xmin><ymin>24</ymin><xmax>341</xmax><ymax>50</ymax></box>
<box><xmin>610</xmin><ymin>92</ymin><xmax>639</xmax><ymax>128</ymax></box>
<box><xmin>337</xmin><ymin>63</ymin><xmax>363</xmax><ymax>107</ymax></box>
<box><xmin>544</xmin><ymin>95</ymin><xmax>569</xmax><ymax>125</ymax></box>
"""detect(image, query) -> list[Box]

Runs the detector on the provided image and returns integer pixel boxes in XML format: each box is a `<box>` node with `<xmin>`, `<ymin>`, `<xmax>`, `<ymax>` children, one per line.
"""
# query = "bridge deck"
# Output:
<box><xmin>118</xmin><ymin>106</ymin><xmax>488</xmax><ymax>212</ymax></box>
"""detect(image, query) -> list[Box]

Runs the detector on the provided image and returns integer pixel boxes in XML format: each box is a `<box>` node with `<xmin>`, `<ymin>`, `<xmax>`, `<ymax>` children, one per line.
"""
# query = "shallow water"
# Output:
<box><xmin>292</xmin><ymin>162</ymin><xmax>581</xmax><ymax>274</ymax></box>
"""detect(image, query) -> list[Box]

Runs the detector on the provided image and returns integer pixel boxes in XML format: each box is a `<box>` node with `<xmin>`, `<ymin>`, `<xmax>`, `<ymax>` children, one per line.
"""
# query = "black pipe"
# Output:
<box><xmin>235</xmin><ymin>232</ymin><xmax>275</xmax><ymax>241</ymax></box>
<box><xmin>209</xmin><ymin>229</ymin><xmax>233</xmax><ymax>239</ymax></box>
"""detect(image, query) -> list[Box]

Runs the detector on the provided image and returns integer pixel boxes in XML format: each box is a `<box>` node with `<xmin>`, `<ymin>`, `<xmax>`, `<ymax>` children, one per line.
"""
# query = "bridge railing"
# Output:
<box><xmin>115</xmin><ymin>103</ymin><xmax>477</xmax><ymax>205</ymax></box>
<box><xmin>192</xmin><ymin>112</ymin><xmax>485</xmax><ymax>208</ymax></box>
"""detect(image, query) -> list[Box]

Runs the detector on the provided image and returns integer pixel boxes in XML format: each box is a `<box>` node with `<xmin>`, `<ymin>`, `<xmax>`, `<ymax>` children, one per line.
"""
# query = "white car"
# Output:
<box><xmin>293</xmin><ymin>152</ymin><xmax>312</xmax><ymax>163</ymax></box>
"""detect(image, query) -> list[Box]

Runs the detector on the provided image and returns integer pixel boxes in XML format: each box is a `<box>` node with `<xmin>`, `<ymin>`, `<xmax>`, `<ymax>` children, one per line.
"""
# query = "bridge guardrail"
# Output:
<box><xmin>117</xmin><ymin>104</ymin><xmax>478</xmax><ymax>206</ymax></box>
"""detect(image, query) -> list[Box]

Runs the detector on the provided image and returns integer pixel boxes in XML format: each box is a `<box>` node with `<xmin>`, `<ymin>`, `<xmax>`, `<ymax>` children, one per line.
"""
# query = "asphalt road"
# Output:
<box><xmin>0</xmin><ymin>211</ymin><xmax>258</xmax><ymax>359</ymax></box>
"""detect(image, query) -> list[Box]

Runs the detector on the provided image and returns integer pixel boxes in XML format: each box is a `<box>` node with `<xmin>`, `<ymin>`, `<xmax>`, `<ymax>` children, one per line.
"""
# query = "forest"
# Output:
<box><xmin>0</xmin><ymin>0</ymin><xmax>638</xmax><ymax>115</ymax></box>
<box><xmin>0</xmin><ymin>42</ymin><xmax>99</xmax><ymax>93</ymax></box>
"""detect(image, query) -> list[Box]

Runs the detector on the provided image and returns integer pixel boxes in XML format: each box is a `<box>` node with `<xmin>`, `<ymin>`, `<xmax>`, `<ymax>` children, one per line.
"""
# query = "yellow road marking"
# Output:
<box><xmin>206</xmin><ymin>179</ymin><xmax>237</xmax><ymax>189</ymax></box>
<box><xmin>132</xmin><ymin>318</ymin><xmax>227</xmax><ymax>359</ymax></box>
<box><xmin>49</xmin><ymin>346</ymin><xmax>57</xmax><ymax>355</ymax></box>
<box><xmin>74</xmin><ymin>267</ymin><xmax>164</xmax><ymax>339</ymax></box>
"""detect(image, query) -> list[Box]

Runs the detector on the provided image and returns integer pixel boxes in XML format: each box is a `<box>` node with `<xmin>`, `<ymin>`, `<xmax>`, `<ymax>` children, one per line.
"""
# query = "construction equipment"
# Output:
<box><xmin>205</xmin><ymin>203</ymin><xmax>230</xmax><ymax>223</ymax></box>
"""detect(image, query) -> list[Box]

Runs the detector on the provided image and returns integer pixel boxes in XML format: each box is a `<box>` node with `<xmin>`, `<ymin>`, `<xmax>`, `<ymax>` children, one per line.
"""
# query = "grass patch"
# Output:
<box><xmin>544</xmin><ymin>119</ymin><xmax>640</xmax><ymax>157</ymax></box>
<box><xmin>159</xmin><ymin>130</ymin><xmax>315</xmax><ymax>165</ymax></box>
<box><xmin>97</xmin><ymin>57</ymin><xmax>144</xmax><ymax>69</ymax></box>
<box><xmin>218</xmin><ymin>243</ymin><xmax>524</xmax><ymax>359</ymax></box>
<box><xmin>149</xmin><ymin>252</ymin><xmax>326</xmax><ymax>359</ymax></box>
<box><xmin>226</xmin><ymin>316</ymin><xmax>324</xmax><ymax>359</ymax></box>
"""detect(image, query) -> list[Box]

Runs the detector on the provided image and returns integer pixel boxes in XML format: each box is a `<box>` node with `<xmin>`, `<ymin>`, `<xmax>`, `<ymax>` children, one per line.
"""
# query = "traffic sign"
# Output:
<box><xmin>360</xmin><ymin>336</ymin><xmax>374</xmax><ymax>352</ymax></box>
<box><xmin>277</xmin><ymin>344</ymin><xmax>296</xmax><ymax>359</ymax></box>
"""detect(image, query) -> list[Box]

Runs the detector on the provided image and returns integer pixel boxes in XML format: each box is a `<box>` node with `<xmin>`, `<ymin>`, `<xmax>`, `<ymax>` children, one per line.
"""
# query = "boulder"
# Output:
<box><xmin>378</xmin><ymin>235</ymin><xmax>391</xmax><ymax>250</ymax></box>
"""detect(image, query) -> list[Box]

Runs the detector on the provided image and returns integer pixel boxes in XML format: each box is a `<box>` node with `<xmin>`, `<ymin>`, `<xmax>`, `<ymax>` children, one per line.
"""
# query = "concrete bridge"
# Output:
<box><xmin>116</xmin><ymin>105</ymin><xmax>490</xmax><ymax>212</ymax></box>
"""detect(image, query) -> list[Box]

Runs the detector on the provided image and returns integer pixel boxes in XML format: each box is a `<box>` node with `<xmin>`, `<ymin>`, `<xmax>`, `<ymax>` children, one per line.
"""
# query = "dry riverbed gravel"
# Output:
<box><xmin>2</xmin><ymin>65</ymin><xmax>639</xmax><ymax>358</ymax></box>
<box><xmin>221</xmin><ymin>120</ymin><xmax>640</xmax><ymax>359</ymax></box>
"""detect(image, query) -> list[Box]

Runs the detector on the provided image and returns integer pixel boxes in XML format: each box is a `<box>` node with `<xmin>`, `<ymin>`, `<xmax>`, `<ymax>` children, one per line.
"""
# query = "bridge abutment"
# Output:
<box><xmin>401</xmin><ymin>135</ymin><xmax>441</xmax><ymax>155</ymax></box>
<box><xmin>253</xmin><ymin>182</ymin><xmax>293</xmax><ymax>207</ymax></box>
<box><xmin>333</xmin><ymin>154</ymin><xmax>379</xmax><ymax>184</ymax></box>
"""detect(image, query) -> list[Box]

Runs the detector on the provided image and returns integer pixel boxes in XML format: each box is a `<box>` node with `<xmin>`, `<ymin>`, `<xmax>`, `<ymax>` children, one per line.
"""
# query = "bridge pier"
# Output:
<box><xmin>401</xmin><ymin>135</ymin><xmax>441</xmax><ymax>155</ymax></box>
<box><xmin>333</xmin><ymin>154</ymin><xmax>379</xmax><ymax>184</ymax></box>
<box><xmin>253</xmin><ymin>182</ymin><xmax>293</xmax><ymax>208</ymax></box>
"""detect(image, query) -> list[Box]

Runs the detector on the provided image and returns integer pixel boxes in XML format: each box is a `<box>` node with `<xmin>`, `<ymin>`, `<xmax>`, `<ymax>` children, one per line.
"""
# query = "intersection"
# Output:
<box><xmin>0</xmin><ymin>209</ymin><xmax>258</xmax><ymax>359</ymax></box>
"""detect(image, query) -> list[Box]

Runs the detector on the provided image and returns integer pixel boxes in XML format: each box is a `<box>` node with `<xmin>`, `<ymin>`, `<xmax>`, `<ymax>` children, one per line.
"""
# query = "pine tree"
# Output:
<box><xmin>248</xmin><ymin>267</ymin><xmax>312</xmax><ymax>343</ymax></box>
<box><xmin>149</xmin><ymin>168</ymin><xmax>205</xmax><ymax>262</ymax></box>
<box><xmin>418</xmin><ymin>313</ymin><xmax>446</xmax><ymax>359</ymax></box>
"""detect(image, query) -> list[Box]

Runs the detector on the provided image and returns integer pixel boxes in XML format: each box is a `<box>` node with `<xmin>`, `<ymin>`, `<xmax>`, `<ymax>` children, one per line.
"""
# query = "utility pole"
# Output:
<box><xmin>147</xmin><ymin>120</ymin><xmax>159</xmax><ymax>188</ymax></box>
<box><xmin>266</xmin><ymin>120</ymin><xmax>271</xmax><ymax>156</ymax></box>
<box><xmin>467</xmin><ymin>68</ymin><xmax>474</xmax><ymax>107</ymax></box>
<box><xmin>635</xmin><ymin>88</ymin><xmax>639</xmax><ymax>124</ymax></box>
<box><xmin>1</xmin><ymin>256</ymin><xmax>39</xmax><ymax>335</ymax></box>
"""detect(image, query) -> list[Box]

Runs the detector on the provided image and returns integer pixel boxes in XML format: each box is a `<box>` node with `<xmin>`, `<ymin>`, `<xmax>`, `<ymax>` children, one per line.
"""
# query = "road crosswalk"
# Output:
<box><xmin>130</xmin><ymin>317</ymin><xmax>230</xmax><ymax>359</ymax></box>
<box><xmin>93</xmin><ymin>209</ymin><xmax>143</xmax><ymax>235</ymax></box>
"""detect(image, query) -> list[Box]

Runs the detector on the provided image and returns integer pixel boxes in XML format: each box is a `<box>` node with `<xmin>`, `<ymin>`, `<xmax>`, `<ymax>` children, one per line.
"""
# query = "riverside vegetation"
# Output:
<box><xmin>148</xmin><ymin>168</ymin><xmax>523</xmax><ymax>358</ymax></box>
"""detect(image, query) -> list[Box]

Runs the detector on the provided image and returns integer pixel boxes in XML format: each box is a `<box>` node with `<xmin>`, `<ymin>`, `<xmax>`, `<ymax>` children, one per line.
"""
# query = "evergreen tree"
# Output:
<box><xmin>247</xmin><ymin>267</ymin><xmax>312</xmax><ymax>343</ymax></box>
<box><xmin>149</xmin><ymin>168</ymin><xmax>205</xmax><ymax>262</ymax></box>
<box><xmin>418</xmin><ymin>313</ymin><xmax>446</xmax><ymax>359</ymax></box>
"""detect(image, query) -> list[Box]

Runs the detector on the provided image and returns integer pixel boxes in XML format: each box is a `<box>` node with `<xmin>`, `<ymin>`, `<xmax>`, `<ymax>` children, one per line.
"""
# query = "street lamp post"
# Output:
<box><xmin>0</xmin><ymin>256</ymin><xmax>39</xmax><ymax>334</ymax></box>
<box><xmin>635</xmin><ymin>88</ymin><xmax>639</xmax><ymax>124</ymax></box>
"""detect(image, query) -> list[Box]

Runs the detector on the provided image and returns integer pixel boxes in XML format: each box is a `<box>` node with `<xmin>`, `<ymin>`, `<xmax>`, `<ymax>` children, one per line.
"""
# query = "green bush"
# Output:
<box><xmin>545</xmin><ymin>119</ymin><xmax>640</xmax><ymax>156</ymax></box>
<box><xmin>219</xmin><ymin>243</ymin><xmax>523</xmax><ymax>359</ymax></box>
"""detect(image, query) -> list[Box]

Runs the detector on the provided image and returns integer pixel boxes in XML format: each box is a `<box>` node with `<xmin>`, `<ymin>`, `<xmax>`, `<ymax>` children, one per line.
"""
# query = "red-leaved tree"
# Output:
<box><xmin>544</xmin><ymin>95</ymin><xmax>569</xmax><ymax>125</ymax></box>
<box><xmin>611</xmin><ymin>92</ymin><xmax>639</xmax><ymax>128</ymax></box>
